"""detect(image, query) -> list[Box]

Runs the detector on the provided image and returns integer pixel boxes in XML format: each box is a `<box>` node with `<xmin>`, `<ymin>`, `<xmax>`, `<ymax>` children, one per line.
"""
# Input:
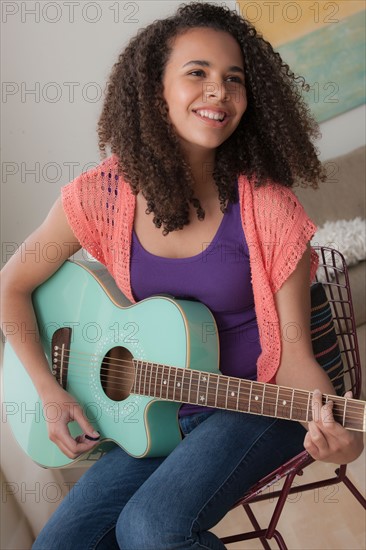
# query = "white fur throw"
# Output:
<box><xmin>311</xmin><ymin>217</ymin><xmax>366</xmax><ymax>281</ymax></box>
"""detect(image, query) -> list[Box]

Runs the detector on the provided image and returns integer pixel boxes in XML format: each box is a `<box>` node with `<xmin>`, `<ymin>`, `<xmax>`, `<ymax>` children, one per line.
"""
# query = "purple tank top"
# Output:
<box><xmin>130</xmin><ymin>187</ymin><xmax>261</xmax><ymax>416</ymax></box>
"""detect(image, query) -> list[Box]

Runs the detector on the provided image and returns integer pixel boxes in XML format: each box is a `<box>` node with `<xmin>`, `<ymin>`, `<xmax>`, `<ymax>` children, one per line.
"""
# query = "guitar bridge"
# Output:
<box><xmin>51</xmin><ymin>328</ymin><xmax>72</xmax><ymax>389</ymax></box>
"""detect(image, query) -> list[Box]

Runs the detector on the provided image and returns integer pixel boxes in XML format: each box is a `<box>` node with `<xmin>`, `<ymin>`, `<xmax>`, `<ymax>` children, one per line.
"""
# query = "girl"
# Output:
<box><xmin>1</xmin><ymin>2</ymin><xmax>363</xmax><ymax>549</ymax></box>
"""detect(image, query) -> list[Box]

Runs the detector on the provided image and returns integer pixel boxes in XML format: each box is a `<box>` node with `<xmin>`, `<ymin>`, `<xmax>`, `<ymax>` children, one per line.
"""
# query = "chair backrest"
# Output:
<box><xmin>312</xmin><ymin>246</ymin><xmax>362</xmax><ymax>399</ymax></box>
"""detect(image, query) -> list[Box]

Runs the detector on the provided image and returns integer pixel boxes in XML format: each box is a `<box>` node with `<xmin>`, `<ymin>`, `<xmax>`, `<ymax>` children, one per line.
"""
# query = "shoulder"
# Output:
<box><xmin>238</xmin><ymin>175</ymin><xmax>313</xmax><ymax>239</ymax></box>
<box><xmin>238</xmin><ymin>174</ymin><xmax>303</xmax><ymax>213</ymax></box>
<box><xmin>61</xmin><ymin>154</ymin><xmax>129</xmax><ymax>206</ymax></box>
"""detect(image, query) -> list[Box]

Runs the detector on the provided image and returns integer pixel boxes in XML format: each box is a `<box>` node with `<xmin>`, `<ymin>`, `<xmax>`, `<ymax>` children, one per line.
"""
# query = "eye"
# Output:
<box><xmin>188</xmin><ymin>70</ymin><xmax>205</xmax><ymax>77</ymax></box>
<box><xmin>226</xmin><ymin>76</ymin><xmax>244</xmax><ymax>84</ymax></box>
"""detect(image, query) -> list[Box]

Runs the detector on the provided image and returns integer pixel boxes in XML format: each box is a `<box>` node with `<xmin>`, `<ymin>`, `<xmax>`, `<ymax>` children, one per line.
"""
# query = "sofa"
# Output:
<box><xmin>1</xmin><ymin>146</ymin><xmax>365</xmax><ymax>549</ymax></box>
<box><xmin>294</xmin><ymin>145</ymin><xmax>365</xmax><ymax>400</ymax></box>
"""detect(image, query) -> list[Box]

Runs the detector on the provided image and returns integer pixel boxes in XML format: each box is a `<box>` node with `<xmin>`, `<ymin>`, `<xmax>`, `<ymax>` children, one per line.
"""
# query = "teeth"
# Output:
<box><xmin>195</xmin><ymin>110</ymin><xmax>226</xmax><ymax>121</ymax></box>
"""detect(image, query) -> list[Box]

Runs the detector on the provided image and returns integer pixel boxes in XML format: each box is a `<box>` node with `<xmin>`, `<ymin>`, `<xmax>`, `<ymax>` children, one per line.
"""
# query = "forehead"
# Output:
<box><xmin>167</xmin><ymin>27</ymin><xmax>243</xmax><ymax>66</ymax></box>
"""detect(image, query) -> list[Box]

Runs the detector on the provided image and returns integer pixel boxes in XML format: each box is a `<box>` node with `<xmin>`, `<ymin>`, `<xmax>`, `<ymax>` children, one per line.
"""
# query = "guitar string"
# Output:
<box><xmin>58</xmin><ymin>349</ymin><xmax>362</xmax><ymax>406</ymax></box>
<box><xmin>57</xmin><ymin>351</ymin><xmax>364</xmax><ymax>415</ymax></box>
<box><xmin>56</xmin><ymin>357</ymin><xmax>364</xmax><ymax>421</ymax></box>
<box><xmin>65</xmin><ymin>372</ymin><xmax>364</xmax><ymax>425</ymax></box>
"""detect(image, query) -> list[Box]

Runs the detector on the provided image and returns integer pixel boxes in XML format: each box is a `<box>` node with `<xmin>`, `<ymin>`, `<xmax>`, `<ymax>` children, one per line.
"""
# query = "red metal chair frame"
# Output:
<box><xmin>220</xmin><ymin>246</ymin><xmax>366</xmax><ymax>549</ymax></box>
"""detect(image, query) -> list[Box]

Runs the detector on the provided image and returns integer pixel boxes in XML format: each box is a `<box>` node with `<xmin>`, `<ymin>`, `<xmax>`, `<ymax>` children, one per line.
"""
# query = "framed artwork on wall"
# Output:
<box><xmin>237</xmin><ymin>1</ymin><xmax>365</xmax><ymax>122</ymax></box>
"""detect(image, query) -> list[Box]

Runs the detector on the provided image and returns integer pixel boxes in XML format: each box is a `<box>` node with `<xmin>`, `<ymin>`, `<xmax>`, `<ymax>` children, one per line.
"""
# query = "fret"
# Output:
<box><xmin>197</xmin><ymin>371</ymin><xmax>206</xmax><ymax>405</ymax></box>
<box><xmin>138</xmin><ymin>360</ymin><xmax>143</xmax><ymax>395</ymax></box>
<box><xmin>174</xmin><ymin>368</ymin><xmax>183</xmax><ymax>402</ymax></box>
<box><xmin>135</xmin><ymin>360</ymin><xmax>139</xmax><ymax>394</ymax></box>
<box><xmin>187</xmin><ymin>370</ymin><xmax>193</xmax><ymax>404</ymax></box>
<box><xmin>196</xmin><ymin>371</ymin><xmax>202</xmax><ymax>404</ymax></box>
<box><xmin>215</xmin><ymin>374</ymin><xmax>219</xmax><ymax>407</ymax></box>
<box><xmin>143</xmin><ymin>361</ymin><xmax>148</xmax><ymax>396</ymax></box>
<box><xmin>261</xmin><ymin>384</ymin><xmax>265</xmax><ymax>415</ymax></box>
<box><xmin>173</xmin><ymin>367</ymin><xmax>178</xmax><ymax>402</ymax></box>
<box><xmin>306</xmin><ymin>391</ymin><xmax>311</xmax><ymax>422</ymax></box>
<box><xmin>181</xmin><ymin>369</ymin><xmax>189</xmax><ymax>403</ymax></box>
<box><xmin>236</xmin><ymin>379</ymin><xmax>241</xmax><ymax>411</ymax></box>
<box><xmin>191</xmin><ymin>371</ymin><xmax>200</xmax><ymax>405</ymax></box>
<box><xmin>132</xmin><ymin>359</ymin><xmax>138</xmax><ymax>392</ymax></box>
<box><xmin>148</xmin><ymin>361</ymin><xmax>153</xmax><ymax>397</ymax></box>
<box><xmin>153</xmin><ymin>362</ymin><xmax>158</xmax><ymax>398</ymax></box>
<box><xmin>167</xmin><ymin>366</ymin><xmax>172</xmax><ymax>400</ymax></box>
<box><xmin>289</xmin><ymin>388</ymin><xmax>295</xmax><ymax>420</ymax></box>
<box><xmin>251</xmin><ymin>383</ymin><xmax>261</xmax><ymax>414</ymax></box>
<box><xmin>342</xmin><ymin>398</ymin><xmax>347</xmax><ymax>427</ymax></box>
<box><xmin>225</xmin><ymin>377</ymin><xmax>229</xmax><ymax>409</ymax></box>
<box><xmin>277</xmin><ymin>386</ymin><xmax>289</xmax><ymax>419</ymax></box>
<box><xmin>205</xmin><ymin>372</ymin><xmax>210</xmax><ymax>405</ymax></box>
<box><xmin>274</xmin><ymin>385</ymin><xmax>280</xmax><ymax>418</ymax></box>
<box><xmin>248</xmin><ymin>381</ymin><xmax>253</xmax><ymax>413</ymax></box>
<box><xmin>179</xmin><ymin>369</ymin><xmax>184</xmax><ymax>401</ymax></box>
<box><xmin>159</xmin><ymin>364</ymin><xmax>164</xmax><ymax>398</ymax></box>
<box><xmin>161</xmin><ymin>365</ymin><xmax>168</xmax><ymax>398</ymax></box>
<box><xmin>226</xmin><ymin>378</ymin><xmax>238</xmax><ymax>411</ymax></box>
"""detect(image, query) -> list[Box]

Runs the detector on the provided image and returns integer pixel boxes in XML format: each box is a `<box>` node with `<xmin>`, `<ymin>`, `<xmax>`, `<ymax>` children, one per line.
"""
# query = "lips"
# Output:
<box><xmin>194</xmin><ymin>109</ymin><xmax>225</xmax><ymax>120</ymax></box>
<box><xmin>192</xmin><ymin>109</ymin><xmax>231</xmax><ymax>127</ymax></box>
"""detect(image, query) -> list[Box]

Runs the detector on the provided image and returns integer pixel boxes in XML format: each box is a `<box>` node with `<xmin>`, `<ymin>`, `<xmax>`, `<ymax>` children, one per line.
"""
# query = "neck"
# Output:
<box><xmin>182</xmin><ymin>146</ymin><xmax>216</xmax><ymax>194</ymax></box>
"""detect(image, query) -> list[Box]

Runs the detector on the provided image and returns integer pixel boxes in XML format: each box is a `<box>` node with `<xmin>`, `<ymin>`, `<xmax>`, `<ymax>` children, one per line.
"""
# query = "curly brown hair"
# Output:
<box><xmin>97</xmin><ymin>1</ymin><xmax>326</xmax><ymax>235</ymax></box>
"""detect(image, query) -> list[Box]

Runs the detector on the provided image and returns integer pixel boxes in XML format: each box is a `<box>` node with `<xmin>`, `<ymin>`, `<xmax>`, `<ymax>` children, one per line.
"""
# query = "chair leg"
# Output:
<box><xmin>272</xmin><ymin>530</ymin><xmax>289</xmax><ymax>550</ymax></box>
<box><xmin>243</xmin><ymin>504</ymin><xmax>273</xmax><ymax>550</ymax></box>
<box><xmin>338</xmin><ymin>471</ymin><xmax>366</xmax><ymax>508</ymax></box>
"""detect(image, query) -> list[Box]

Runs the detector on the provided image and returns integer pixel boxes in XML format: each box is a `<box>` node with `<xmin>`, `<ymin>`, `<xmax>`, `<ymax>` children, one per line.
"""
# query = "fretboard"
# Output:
<box><xmin>132</xmin><ymin>360</ymin><xmax>366</xmax><ymax>432</ymax></box>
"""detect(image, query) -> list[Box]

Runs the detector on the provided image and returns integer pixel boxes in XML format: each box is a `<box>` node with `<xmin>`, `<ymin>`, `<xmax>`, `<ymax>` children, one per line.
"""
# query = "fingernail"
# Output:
<box><xmin>85</xmin><ymin>432</ymin><xmax>100</xmax><ymax>441</ymax></box>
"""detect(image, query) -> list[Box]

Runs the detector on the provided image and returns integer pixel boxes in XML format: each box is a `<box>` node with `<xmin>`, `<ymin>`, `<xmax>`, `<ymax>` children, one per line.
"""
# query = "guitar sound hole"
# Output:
<box><xmin>101</xmin><ymin>347</ymin><xmax>135</xmax><ymax>401</ymax></box>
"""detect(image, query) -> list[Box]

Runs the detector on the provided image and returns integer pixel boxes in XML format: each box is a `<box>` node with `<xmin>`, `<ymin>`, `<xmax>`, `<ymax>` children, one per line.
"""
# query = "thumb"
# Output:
<box><xmin>72</xmin><ymin>403</ymin><xmax>100</xmax><ymax>440</ymax></box>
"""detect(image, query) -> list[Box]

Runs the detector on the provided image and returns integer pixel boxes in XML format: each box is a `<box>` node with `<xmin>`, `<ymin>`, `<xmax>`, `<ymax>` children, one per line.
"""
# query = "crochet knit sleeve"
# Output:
<box><xmin>255</xmin><ymin>184</ymin><xmax>318</xmax><ymax>294</ymax></box>
<box><xmin>61</xmin><ymin>158</ymin><xmax>118</xmax><ymax>265</ymax></box>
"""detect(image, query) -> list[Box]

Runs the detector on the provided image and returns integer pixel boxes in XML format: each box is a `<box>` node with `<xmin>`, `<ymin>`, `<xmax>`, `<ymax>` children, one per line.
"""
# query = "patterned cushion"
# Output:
<box><xmin>310</xmin><ymin>283</ymin><xmax>345</xmax><ymax>396</ymax></box>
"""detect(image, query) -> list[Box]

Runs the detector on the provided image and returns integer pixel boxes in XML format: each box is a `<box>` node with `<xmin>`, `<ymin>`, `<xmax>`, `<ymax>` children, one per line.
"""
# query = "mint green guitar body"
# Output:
<box><xmin>3</xmin><ymin>260</ymin><xmax>219</xmax><ymax>468</ymax></box>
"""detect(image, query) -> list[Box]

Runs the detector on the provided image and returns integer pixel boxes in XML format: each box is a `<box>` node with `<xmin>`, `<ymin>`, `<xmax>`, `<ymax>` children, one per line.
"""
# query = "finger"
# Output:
<box><xmin>304</xmin><ymin>422</ymin><xmax>329</xmax><ymax>460</ymax></box>
<box><xmin>49</xmin><ymin>426</ymin><xmax>81</xmax><ymax>459</ymax></box>
<box><xmin>311</xmin><ymin>389</ymin><xmax>323</xmax><ymax>423</ymax></box>
<box><xmin>54</xmin><ymin>425</ymin><xmax>100</xmax><ymax>458</ymax></box>
<box><xmin>71</xmin><ymin>404</ymin><xmax>100</xmax><ymax>440</ymax></box>
<box><xmin>303</xmin><ymin>429</ymin><xmax>321</xmax><ymax>460</ymax></box>
<box><xmin>344</xmin><ymin>390</ymin><xmax>353</xmax><ymax>399</ymax></box>
<box><xmin>320</xmin><ymin>399</ymin><xmax>336</xmax><ymax>429</ymax></box>
<box><xmin>51</xmin><ymin>413</ymin><xmax>99</xmax><ymax>456</ymax></box>
<box><xmin>309</xmin><ymin>421</ymin><xmax>329</xmax><ymax>450</ymax></box>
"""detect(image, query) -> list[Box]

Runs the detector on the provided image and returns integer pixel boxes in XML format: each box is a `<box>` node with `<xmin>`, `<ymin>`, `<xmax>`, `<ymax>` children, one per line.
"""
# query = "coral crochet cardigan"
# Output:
<box><xmin>61</xmin><ymin>155</ymin><xmax>318</xmax><ymax>383</ymax></box>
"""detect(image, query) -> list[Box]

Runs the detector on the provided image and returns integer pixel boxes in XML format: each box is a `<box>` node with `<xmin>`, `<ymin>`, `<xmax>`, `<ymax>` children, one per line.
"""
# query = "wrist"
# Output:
<box><xmin>36</xmin><ymin>374</ymin><xmax>61</xmax><ymax>400</ymax></box>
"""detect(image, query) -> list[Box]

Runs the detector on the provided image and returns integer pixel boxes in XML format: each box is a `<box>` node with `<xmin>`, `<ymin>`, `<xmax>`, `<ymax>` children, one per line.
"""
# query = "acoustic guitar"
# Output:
<box><xmin>3</xmin><ymin>260</ymin><xmax>365</xmax><ymax>468</ymax></box>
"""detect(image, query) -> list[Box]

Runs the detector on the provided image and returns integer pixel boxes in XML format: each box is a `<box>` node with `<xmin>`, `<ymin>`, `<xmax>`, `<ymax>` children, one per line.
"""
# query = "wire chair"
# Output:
<box><xmin>220</xmin><ymin>246</ymin><xmax>365</xmax><ymax>550</ymax></box>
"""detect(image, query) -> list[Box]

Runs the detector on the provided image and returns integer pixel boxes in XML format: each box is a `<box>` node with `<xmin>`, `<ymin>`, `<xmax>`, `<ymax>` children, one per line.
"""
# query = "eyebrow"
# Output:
<box><xmin>182</xmin><ymin>60</ymin><xmax>244</xmax><ymax>74</ymax></box>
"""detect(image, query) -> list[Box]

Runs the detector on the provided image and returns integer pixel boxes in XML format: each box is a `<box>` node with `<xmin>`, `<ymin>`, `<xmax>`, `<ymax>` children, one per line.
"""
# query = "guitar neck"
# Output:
<box><xmin>132</xmin><ymin>360</ymin><xmax>366</xmax><ymax>432</ymax></box>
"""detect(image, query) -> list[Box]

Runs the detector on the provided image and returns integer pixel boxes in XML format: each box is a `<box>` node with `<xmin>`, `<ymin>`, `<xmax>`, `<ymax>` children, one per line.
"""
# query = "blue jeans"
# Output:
<box><xmin>33</xmin><ymin>410</ymin><xmax>306</xmax><ymax>549</ymax></box>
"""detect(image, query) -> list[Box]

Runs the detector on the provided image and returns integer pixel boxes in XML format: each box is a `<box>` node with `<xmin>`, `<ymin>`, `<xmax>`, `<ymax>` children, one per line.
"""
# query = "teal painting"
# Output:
<box><xmin>278</xmin><ymin>12</ymin><xmax>365</xmax><ymax>122</ymax></box>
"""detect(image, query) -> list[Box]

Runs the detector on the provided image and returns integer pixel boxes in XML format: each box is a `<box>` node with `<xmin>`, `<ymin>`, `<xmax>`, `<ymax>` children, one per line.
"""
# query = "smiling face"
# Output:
<box><xmin>162</xmin><ymin>27</ymin><xmax>247</xmax><ymax>160</ymax></box>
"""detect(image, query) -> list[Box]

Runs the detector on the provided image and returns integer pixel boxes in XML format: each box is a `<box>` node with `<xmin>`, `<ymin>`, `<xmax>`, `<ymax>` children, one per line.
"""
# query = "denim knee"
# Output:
<box><xmin>116</xmin><ymin>499</ymin><xmax>187</xmax><ymax>550</ymax></box>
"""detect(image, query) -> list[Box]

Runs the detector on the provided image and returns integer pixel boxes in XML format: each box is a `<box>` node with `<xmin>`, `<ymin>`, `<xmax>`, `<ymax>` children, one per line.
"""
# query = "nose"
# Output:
<box><xmin>203</xmin><ymin>80</ymin><xmax>229</xmax><ymax>103</ymax></box>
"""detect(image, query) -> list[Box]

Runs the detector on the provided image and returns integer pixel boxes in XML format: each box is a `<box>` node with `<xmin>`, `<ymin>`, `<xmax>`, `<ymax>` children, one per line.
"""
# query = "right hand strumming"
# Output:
<box><xmin>39</xmin><ymin>382</ymin><xmax>100</xmax><ymax>459</ymax></box>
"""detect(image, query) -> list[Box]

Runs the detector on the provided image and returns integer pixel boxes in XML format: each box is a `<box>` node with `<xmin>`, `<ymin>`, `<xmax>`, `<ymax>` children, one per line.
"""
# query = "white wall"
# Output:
<box><xmin>316</xmin><ymin>104</ymin><xmax>365</xmax><ymax>161</ymax></box>
<box><xmin>1</xmin><ymin>0</ymin><xmax>365</xmax><ymax>265</ymax></box>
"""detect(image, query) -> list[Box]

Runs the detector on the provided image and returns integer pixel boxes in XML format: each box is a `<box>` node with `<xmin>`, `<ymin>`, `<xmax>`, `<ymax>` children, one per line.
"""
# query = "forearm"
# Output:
<box><xmin>1</xmin><ymin>285</ymin><xmax>59</xmax><ymax>397</ymax></box>
<box><xmin>275</xmin><ymin>356</ymin><xmax>338</xmax><ymax>431</ymax></box>
<box><xmin>275</xmin><ymin>355</ymin><xmax>336</xmax><ymax>397</ymax></box>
